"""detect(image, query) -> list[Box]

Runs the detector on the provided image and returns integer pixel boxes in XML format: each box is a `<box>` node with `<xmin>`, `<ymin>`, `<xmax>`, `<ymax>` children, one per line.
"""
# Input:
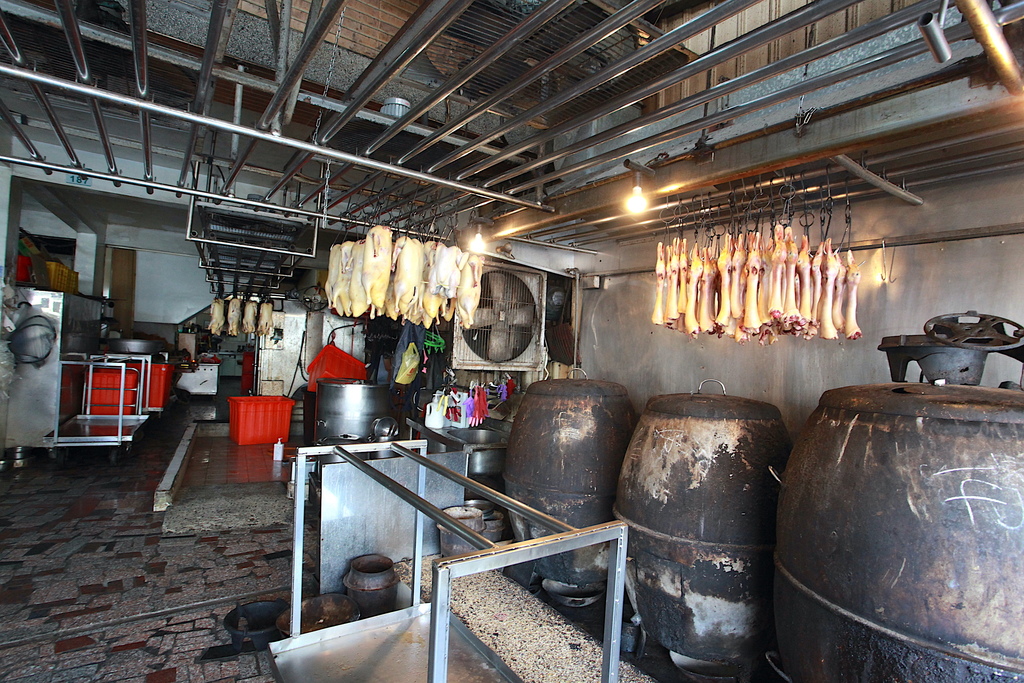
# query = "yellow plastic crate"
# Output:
<box><xmin>45</xmin><ymin>261</ymin><xmax>79</xmax><ymax>294</ymax></box>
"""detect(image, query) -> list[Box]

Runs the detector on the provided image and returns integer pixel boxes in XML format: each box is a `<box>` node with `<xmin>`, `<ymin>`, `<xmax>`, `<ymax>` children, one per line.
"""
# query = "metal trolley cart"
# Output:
<box><xmin>47</xmin><ymin>360</ymin><xmax>149</xmax><ymax>466</ymax></box>
<box><xmin>272</xmin><ymin>440</ymin><xmax>628</xmax><ymax>683</ymax></box>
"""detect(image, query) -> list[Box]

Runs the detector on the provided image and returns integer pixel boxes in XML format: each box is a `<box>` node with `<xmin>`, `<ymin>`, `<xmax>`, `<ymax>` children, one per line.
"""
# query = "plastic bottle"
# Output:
<box><xmin>273</xmin><ymin>438</ymin><xmax>284</xmax><ymax>461</ymax></box>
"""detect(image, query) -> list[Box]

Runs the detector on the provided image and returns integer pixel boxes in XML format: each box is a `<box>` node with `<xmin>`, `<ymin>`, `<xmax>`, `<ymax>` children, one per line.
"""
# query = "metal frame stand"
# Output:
<box><xmin>273</xmin><ymin>441</ymin><xmax>627</xmax><ymax>683</ymax></box>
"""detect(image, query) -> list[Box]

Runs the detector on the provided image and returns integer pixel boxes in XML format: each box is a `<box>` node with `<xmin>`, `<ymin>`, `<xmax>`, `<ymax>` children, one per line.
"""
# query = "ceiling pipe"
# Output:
<box><xmin>29</xmin><ymin>84</ymin><xmax>82</xmax><ymax>168</ymax></box>
<box><xmin>53</xmin><ymin>0</ymin><xmax>119</xmax><ymax>176</ymax></box>
<box><xmin>500</xmin><ymin>16</ymin><xmax>982</xmax><ymax>202</ymax></box>
<box><xmin>0</xmin><ymin>97</ymin><xmax>44</xmax><ymax>161</ymax></box>
<box><xmin>363</xmin><ymin>0</ymin><xmax>581</xmax><ymax>157</ymax></box>
<box><xmin>485</xmin><ymin>0</ymin><xmax>930</xmax><ymax>189</ymax></box>
<box><xmin>262</xmin><ymin>0</ymin><xmax>479</xmax><ymax>202</ymax></box>
<box><xmin>955</xmin><ymin>0</ymin><xmax>1024</xmax><ymax>94</ymax></box>
<box><xmin>918</xmin><ymin>8</ymin><xmax>953</xmax><ymax>63</ymax></box>
<box><xmin>396</xmin><ymin>0</ymin><xmax>668</xmax><ymax>166</ymax></box>
<box><xmin>326</xmin><ymin>170</ymin><xmax>387</xmax><ymax>211</ymax></box>
<box><xmin>509</xmin><ymin>0</ymin><xmax>1024</xmax><ymax>203</ymax></box>
<box><xmin>348</xmin><ymin>177</ymin><xmax>415</xmax><ymax>215</ymax></box>
<box><xmin>429</xmin><ymin>0</ymin><xmax>766</xmax><ymax>176</ymax></box>
<box><xmin>177</xmin><ymin>0</ymin><xmax>236</xmax><ymax>188</ymax></box>
<box><xmin>460</xmin><ymin>0</ymin><xmax>866</xmax><ymax>183</ymax></box>
<box><xmin>219</xmin><ymin>0</ymin><xmax>346</xmax><ymax>192</ymax></box>
<box><xmin>500</xmin><ymin>0</ymin><xmax>1024</xmax><ymax>205</ymax></box>
<box><xmin>0</xmin><ymin>62</ymin><xmax>548</xmax><ymax>210</ymax></box>
<box><xmin>0</xmin><ymin>153</ymin><xmax>378</xmax><ymax>227</ymax></box>
<box><xmin>295</xmin><ymin>162</ymin><xmax>355</xmax><ymax>206</ymax></box>
<box><xmin>572</xmin><ymin>133</ymin><xmax>1024</xmax><ymax>246</ymax></box>
<box><xmin>0</xmin><ymin>9</ymin><xmax>24</xmax><ymax>66</ymax></box>
<box><xmin>128</xmin><ymin>0</ymin><xmax>154</xmax><ymax>189</ymax></box>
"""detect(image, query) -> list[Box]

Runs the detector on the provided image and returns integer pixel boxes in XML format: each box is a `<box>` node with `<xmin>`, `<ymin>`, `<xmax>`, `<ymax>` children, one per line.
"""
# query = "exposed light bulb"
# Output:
<box><xmin>470</xmin><ymin>230</ymin><xmax>485</xmax><ymax>253</ymax></box>
<box><xmin>626</xmin><ymin>184</ymin><xmax>647</xmax><ymax>213</ymax></box>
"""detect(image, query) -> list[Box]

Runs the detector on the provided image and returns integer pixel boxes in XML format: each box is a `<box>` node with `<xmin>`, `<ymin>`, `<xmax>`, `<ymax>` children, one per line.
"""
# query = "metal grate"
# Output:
<box><xmin>424</xmin><ymin>0</ymin><xmax>690</xmax><ymax>128</ymax></box>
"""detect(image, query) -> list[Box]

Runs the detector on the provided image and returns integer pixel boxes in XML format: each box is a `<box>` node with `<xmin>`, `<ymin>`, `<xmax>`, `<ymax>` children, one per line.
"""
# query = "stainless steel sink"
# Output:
<box><xmin>441</xmin><ymin>428</ymin><xmax>507</xmax><ymax>477</ymax></box>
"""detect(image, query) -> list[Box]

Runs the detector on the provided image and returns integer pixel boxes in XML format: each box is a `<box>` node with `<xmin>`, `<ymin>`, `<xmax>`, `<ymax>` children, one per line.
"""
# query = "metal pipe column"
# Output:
<box><xmin>956</xmin><ymin>0</ymin><xmax>1024</xmax><ymax>94</ymax></box>
<box><xmin>53</xmin><ymin>0</ymin><xmax>118</xmax><ymax>175</ymax></box>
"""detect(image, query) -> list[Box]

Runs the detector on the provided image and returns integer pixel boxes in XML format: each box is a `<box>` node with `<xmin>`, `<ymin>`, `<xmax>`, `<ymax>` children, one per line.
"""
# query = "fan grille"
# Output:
<box><xmin>453</xmin><ymin>265</ymin><xmax>546</xmax><ymax>371</ymax></box>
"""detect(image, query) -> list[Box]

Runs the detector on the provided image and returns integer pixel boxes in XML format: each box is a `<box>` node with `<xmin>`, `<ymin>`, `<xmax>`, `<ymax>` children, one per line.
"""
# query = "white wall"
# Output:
<box><xmin>580</xmin><ymin>172</ymin><xmax>1024</xmax><ymax>435</ymax></box>
<box><xmin>134</xmin><ymin>250</ymin><xmax>212</xmax><ymax>325</ymax></box>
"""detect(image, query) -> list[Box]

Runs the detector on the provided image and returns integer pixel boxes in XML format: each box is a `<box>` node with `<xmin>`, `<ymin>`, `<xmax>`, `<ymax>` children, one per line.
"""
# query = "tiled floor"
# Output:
<box><xmin>183</xmin><ymin>438</ymin><xmax>290</xmax><ymax>487</ymax></box>
<box><xmin>0</xmin><ymin>394</ymin><xmax>308</xmax><ymax>683</ymax></box>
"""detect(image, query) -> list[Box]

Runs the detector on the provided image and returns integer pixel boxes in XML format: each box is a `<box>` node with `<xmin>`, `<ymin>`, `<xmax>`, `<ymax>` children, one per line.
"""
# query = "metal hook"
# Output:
<box><xmin>880</xmin><ymin>239</ymin><xmax>898</xmax><ymax>283</ymax></box>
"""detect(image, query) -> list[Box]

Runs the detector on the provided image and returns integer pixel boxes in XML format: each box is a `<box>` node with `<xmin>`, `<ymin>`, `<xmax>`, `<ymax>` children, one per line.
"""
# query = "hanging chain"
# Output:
<box><xmin>314</xmin><ymin>7</ymin><xmax>345</xmax><ymax>244</ymax></box>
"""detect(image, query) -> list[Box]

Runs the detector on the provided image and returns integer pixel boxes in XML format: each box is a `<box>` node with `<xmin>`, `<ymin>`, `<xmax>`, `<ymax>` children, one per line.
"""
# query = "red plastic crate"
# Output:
<box><xmin>228</xmin><ymin>396</ymin><xmax>295</xmax><ymax>445</ymax></box>
<box><xmin>134</xmin><ymin>363</ymin><xmax>173</xmax><ymax>409</ymax></box>
<box><xmin>92</xmin><ymin>367</ymin><xmax>140</xmax><ymax>389</ymax></box>
<box><xmin>90</xmin><ymin>368</ymin><xmax>141</xmax><ymax>415</ymax></box>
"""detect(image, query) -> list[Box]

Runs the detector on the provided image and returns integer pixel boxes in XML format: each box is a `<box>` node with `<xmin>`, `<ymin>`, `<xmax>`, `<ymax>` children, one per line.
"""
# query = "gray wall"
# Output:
<box><xmin>580</xmin><ymin>172</ymin><xmax>1023</xmax><ymax>436</ymax></box>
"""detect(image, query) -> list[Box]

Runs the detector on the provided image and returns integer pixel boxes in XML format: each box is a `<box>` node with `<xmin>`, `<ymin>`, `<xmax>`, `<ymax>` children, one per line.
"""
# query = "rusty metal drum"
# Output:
<box><xmin>775</xmin><ymin>384</ymin><xmax>1024</xmax><ymax>682</ymax></box>
<box><xmin>614</xmin><ymin>391</ymin><xmax>791</xmax><ymax>679</ymax></box>
<box><xmin>504</xmin><ymin>379</ymin><xmax>636</xmax><ymax>588</ymax></box>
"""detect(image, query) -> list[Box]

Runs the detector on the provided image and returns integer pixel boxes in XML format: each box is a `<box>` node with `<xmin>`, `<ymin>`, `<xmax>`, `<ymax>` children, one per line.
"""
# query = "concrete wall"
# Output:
<box><xmin>579</xmin><ymin>171</ymin><xmax>1024</xmax><ymax>436</ymax></box>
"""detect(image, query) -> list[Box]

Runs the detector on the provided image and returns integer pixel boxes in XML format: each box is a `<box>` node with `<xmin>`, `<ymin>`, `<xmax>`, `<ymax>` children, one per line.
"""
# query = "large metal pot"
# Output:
<box><xmin>615</xmin><ymin>392</ymin><xmax>790</xmax><ymax>681</ymax></box>
<box><xmin>107</xmin><ymin>338</ymin><xmax>164</xmax><ymax>355</ymax></box>
<box><xmin>314</xmin><ymin>380</ymin><xmax>390</xmax><ymax>444</ymax></box>
<box><xmin>504</xmin><ymin>379</ymin><xmax>636</xmax><ymax>588</ymax></box>
<box><xmin>776</xmin><ymin>383</ymin><xmax>1024</xmax><ymax>682</ymax></box>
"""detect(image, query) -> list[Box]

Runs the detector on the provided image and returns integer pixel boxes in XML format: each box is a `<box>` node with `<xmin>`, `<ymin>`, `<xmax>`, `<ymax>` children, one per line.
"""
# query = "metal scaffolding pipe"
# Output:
<box><xmin>0</xmin><ymin>9</ymin><xmax>24</xmax><ymax>66</ymax></box>
<box><xmin>427</xmin><ymin>0</ymin><xmax>766</xmax><ymax>176</ymax></box>
<box><xmin>219</xmin><ymin>0</ymin><xmax>345</xmax><ymax>191</ymax></box>
<box><xmin>363</xmin><ymin>0</ymin><xmax>580</xmax><ymax>156</ymax></box>
<box><xmin>263</xmin><ymin>0</ymin><xmax>479</xmax><ymax>201</ymax></box>
<box><xmin>484</xmin><ymin>0</ymin><xmax>929</xmax><ymax>189</ymax></box>
<box><xmin>396</xmin><ymin>0</ymin><xmax>668</xmax><ymax>166</ymax></box>
<box><xmin>54</xmin><ymin>0</ymin><xmax>91</xmax><ymax>82</ymax></box>
<box><xmin>830</xmin><ymin>154</ymin><xmax>923</xmax><ymax>205</ymax></box>
<box><xmin>0</xmin><ymin>98</ymin><xmax>43</xmax><ymax>161</ymax></box>
<box><xmin>327</xmin><ymin>170</ymin><xmax>386</xmax><ymax>211</ymax></box>
<box><xmin>178</xmin><ymin>0</ymin><xmax>235</xmax><ymax>187</ymax></box>
<box><xmin>129</xmin><ymin>0</ymin><xmax>153</xmax><ymax>186</ymax></box>
<box><xmin>315</xmin><ymin>0</ymin><xmax>477</xmax><ymax>145</ymax></box>
<box><xmin>0</xmin><ymin>64</ymin><xmax>546</xmax><ymax>209</ymax></box>
<box><xmin>956</xmin><ymin>0</ymin><xmax>1024</xmax><ymax>94</ymax></box>
<box><xmin>30</xmin><ymin>84</ymin><xmax>81</xmax><ymax>167</ymax></box>
<box><xmin>53</xmin><ymin>0</ymin><xmax>121</xmax><ymax>176</ymax></box>
<box><xmin>258</xmin><ymin>0</ymin><xmax>345</xmax><ymax>132</ymax></box>
<box><xmin>295</xmin><ymin>162</ymin><xmax>354</xmax><ymax>206</ymax></box>
<box><xmin>461</xmin><ymin>0</ymin><xmax>866</xmax><ymax>182</ymax></box>
<box><xmin>348</xmin><ymin>177</ymin><xmax>415</xmax><ymax>215</ymax></box>
<box><xmin>0</xmin><ymin>154</ymin><xmax>377</xmax><ymax>227</ymax></box>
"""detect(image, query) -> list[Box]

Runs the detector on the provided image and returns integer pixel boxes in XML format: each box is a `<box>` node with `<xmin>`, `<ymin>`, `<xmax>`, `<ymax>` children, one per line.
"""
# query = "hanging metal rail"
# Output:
<box><xmin>0</xmin><ymin>64</ymin><xmax>553</xmax><ymax>213</ymax></box>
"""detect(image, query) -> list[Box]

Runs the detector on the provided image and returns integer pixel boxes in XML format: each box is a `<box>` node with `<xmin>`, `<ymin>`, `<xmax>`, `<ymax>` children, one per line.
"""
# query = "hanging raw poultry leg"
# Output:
<box><xmin>742</xmin><ymin>233</ymin><xmax>764</xmax><ymax>334</ymax></box>
<box><xmin>652</xmin><ymin>241</ymin><xmax>666</xmax><ymax>325</ymax></box>
<box><xmin>818</xmin><ymin>240</ymin><xmax>840</xmax><ymax>340</ymax></box>
<box><xmin>714</xmin><ymin>236</ymin><xmax>733</xmax><ymax>332</ymax></box>
<box><xmin>676</xmin><ymin>238</ymin><xmax>689</xmax><ymax>323</ymax></box>
<box><xmin>843</xmin><ymin>250</ymin><xmax>862</xmax><ymax>340</ymax></box>
<box><xmin>831</xmin><ymin>254</ymin><xmax>847</xmax><ymax>334</ymax></box>
<box><xmin>665</xmin><ymin>238</ymin><xmax>680</xmax><ymax>325</ymax></box>
<box><xmin>684</xmin><ymin>243</ymin><xmax>703</xmax><ymax>336</ymax></box>
<box><xmin>698</xmin><ymin>247</ymin><xmax>718</xmax><ymax>335</ymax></box>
